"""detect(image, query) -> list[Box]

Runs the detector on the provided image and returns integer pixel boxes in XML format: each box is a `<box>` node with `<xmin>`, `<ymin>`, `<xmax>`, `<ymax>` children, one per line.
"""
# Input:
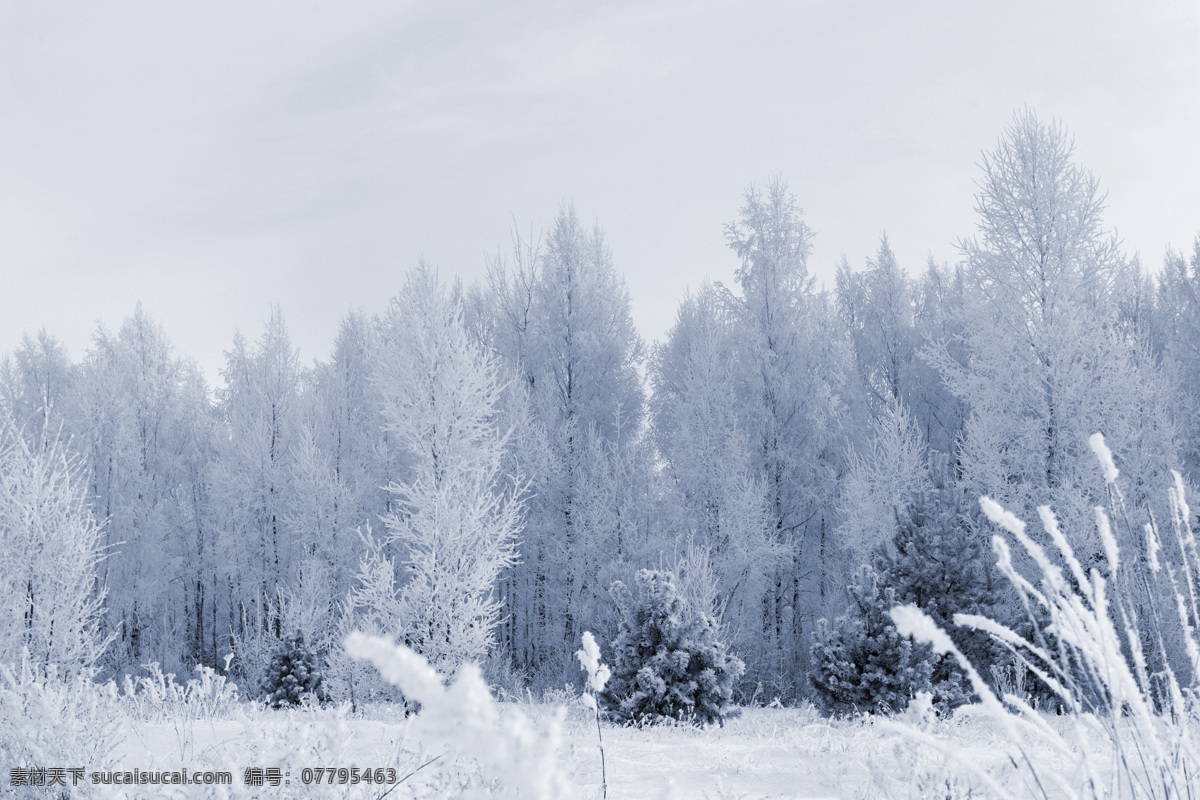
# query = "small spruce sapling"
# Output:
<box><xmin>810</xmin><ymin>564</ymin><xmax>933</xmax><ymax>715</ymax></box>
<box><xmin>261</xmin><ymin>633</ymin><xmax>325</xmax><ymax>708</ymax></box>
<box><xmin>876</xmin><ymin>502</ymin><xmax>996</xmax><ymax>711</ymax></box>
<box><xmin>577</xmin><ymin>631</ymin><xmax>611</xmax><ymax>799</ymax></box>
<box><xmin>603</xmin><ymin>569</ymin><xmax>744</xmax><ymax>726</ymax></box>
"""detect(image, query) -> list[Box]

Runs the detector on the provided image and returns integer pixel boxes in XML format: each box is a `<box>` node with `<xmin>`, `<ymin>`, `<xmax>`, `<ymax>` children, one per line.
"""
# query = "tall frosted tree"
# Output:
<box><xmin>836</xmin><ymin>234</ymin><xmax>919</xmax><ymax>428</ymax></box>
<box><xmin>74</xmin><ymin>306</ymin><xmax>212</xmax><ymax>672</ymax></box>
<box><xmin>530</xmin><ymin>208</ymin><xmax>647</xmax><ymax>659</ymax></box>
<box><xmin>285</xmin><ymin>312</ymin><xmax>393</xmax><ymax>659</ymax></box>
<box><xmin>650</xmin><ymin>283</ymin><xmax>785</xmax><ymax>686</ymax></box>
<box><xmin>214</xmin><ymin>307</ymin><xmax>302</xmax><ymax>674</ymax></box>
<box><xmin>927</xmin><ymin>110</ymin><xmax>1179</xmax><ymax>564</ymax></box>
<box><xmin>482</xmin><ymin>209</ymin><xmax>647</xmax><ymax>683</ymax></box>
<box><xmin>721</xmin><ymin>178</ymin><xmax>850</xmax><ymax>696</ymax></box>
<box><xmin>837</xmin><ymin>401</ymin><xmax>933</xmax><ymax>565</ymax></box>
<box><xmin>1153</xmin><ymin>237</ymin><xmax>1200</xmax><ymax>478</ymax></box>
<box><xmin>355</xmin><ymin>266</ymin><xmax>522</xmax><ymax>673</ymax></box>
<box><xmin>0</xmin><ymin>330</ymin><xmax>75</xmax><ymax>452</ymax></box>
<box><xmin>836</xmin><ymin>239</ymin><xmax>970</xmax><ymax>470</ymax></box>
<box><xmin>910</xmin><ymin>258</ymin><xmax>969</xmax><ymax>460</ymax></box>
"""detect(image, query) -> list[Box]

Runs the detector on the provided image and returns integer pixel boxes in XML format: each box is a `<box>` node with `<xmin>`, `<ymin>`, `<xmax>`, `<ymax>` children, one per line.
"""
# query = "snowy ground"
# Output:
<box><xmin>76</xmin><ymin>699</ymin><xmax>1056</xmax><ymax>799</ymax></box>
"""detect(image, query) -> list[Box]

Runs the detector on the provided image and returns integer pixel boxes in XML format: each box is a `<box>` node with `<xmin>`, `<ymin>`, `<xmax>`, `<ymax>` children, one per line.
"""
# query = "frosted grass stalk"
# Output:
<box><xmin>577</xmin><ymin>631</ymin><xmax>610</xmax><ymax>799</ymax></box>
<box><xmin>892</xmin><ymin>436</ymin><xmax>1200</xmax><ymax>798</ymax></box>
<box><xmin>1088</xmin><ymin>432</ymin><xmax>1119</xmax><ymax>485</ymax></box>
<box><xmin>345</xmin><ymin>632</ymin><xmax>570</xmax><ymax>800</ymax></box>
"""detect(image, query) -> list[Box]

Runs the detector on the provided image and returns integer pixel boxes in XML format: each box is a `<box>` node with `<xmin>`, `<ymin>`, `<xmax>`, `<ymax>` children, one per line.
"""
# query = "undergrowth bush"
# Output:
<box><xmin>810</xmin><ymin>564</ymin><xmax>936</xmax><ymax>715</ymax></box>
<box><xmin>0</xmin><ymin>653</ymin><xmax>121</xmax><ymax>799</ymax></box>
<box><xmin>122</xmin><ymin>658</ymin><xmax>241</xmax><ymax>722</ymax></box>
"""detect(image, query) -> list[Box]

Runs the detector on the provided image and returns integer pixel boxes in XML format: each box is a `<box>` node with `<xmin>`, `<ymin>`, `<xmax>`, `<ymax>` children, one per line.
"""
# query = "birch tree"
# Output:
<box><xmin>721</xmin><ymin>178</ymin><xmax>850</xmax><ymax>696</ymax></box>
<box><xmin>359</xmin><ymin>265</ymin><xmax>522</xmax><ymax>672</ymax></box>
<box><xmin>75</xmin><ymin>306</ymin><xmax>212</xmax><ymax>672</ymax></box>
<box><xmin>651</xmin><ymin>283</ymin><xmax>786</xmax><ymax>684</ymax></box>
<box><xmin>0</xmin><ymin>417</ymin><xmax>109</xmax><ymax>677</ymax></box>
<box><xmin>214</xmin><ymin>307</ymin><xmax>302</xmax><ymax>675</ymax></box>
<box><xmin>927</xmin><ymin>110</ymin><xmax>1179</xmax><ymax>563</ymax></box>
<box><xmin>481</xmin><ymin>210</ymin><xmax>647</xmax><ymax>682</ymax></box>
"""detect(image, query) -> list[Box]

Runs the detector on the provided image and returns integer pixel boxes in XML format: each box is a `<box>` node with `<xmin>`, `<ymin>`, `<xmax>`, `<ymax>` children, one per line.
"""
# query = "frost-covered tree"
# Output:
<box><xmin>305</xmin><ymin>310</ymin><xmax>395</xmax><ymax>524</ymax></box>
<box><xmin>277</xmin><ymin>426</ymin><xmax>348</xmax><ymax>658</ymax></box>
<box><xmin>531</xmin><ymin>208</ymin><xmax>646</xmax><ymax>662</ymax></box>
<box><xmin>289</xmin><ymin>312</ymin><xmax>394</xmax><ymax>662</ymax></box>
<box><xmin>810</xmin><ymin>564</ymin><xmax>933</xmax><ymax>715</ymax></box>
<box><xmin>836</xmin><ymin>234</ymin><xmax>918</xmax><ymax>425</ymax></box>
<box><xmin>838</xmin><ymin>401</ymin><xmax>933</xmax><ymax>564</ymax></box>
<box><xmin>1153</xmin><ymin>237</ymin><xmax>1200</xmax><ymax>478</ymax></box>
<box><xmin>650</xmin><ymin>284</ymin><xmax>785</xmax><ymax>688</ymax></box>
<box><xmin>721</xmin><ymin>178</ymin><xmax>850</xmax><ymax>696</ymax></box>
<box><xmin>214</xmin><ymin>307</ymin><xmax>303</xmax><ymax>676</ymax></box>
<box><xmin>909</xmin><ymin>258</ymin><xmax>969</xmax><ymax>459</ymax></box>
<box><xmin>0</xmin><ymin>330</ymin><xmax>75</xmax><ymax>452</ymax></box>
<box><xmin>926</xmin><ymin>110</ymin><xmax>1179</xmax><ymax>564</ymax></box>
<box><xmin>481</xmin><ymin>210</ymin><xmax>647</xmax><ymax>683</ymax></box>
<box><xmin>74</xmin><ymin>305</ymin><xmax>212</xmax><ymax>672</ymax></box>
<box><xmin>359</xmin><ymin>265</ymin><xmax>522</xmax><ymax>673</ymax></box>
<box><xmin>874</xmin><ymin>500</ymin><xmax>993</xmax><ymax>711</ymax></box>
<box><xmin>0</xmin><ymin>418</ymin><xmax>109</xmax><ymax>677</ymax></box>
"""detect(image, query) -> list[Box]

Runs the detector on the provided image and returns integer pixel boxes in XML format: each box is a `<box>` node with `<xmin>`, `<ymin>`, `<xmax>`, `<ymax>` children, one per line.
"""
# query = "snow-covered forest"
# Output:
<box><xmin>4</xmin><ymin>110</ymin><xmax>1200</xmax><ymax>797</ymax></box>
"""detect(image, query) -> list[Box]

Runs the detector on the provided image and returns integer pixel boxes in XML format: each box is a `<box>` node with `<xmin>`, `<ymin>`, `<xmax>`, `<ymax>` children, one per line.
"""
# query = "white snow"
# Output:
<box><xmin>91</xmin><ymin>700</ymin><xmax>1034</xmax><ymax>799</ymax></box>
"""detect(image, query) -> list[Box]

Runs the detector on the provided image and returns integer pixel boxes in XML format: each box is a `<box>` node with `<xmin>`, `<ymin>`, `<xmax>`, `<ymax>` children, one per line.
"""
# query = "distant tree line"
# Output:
<box><xmin>2</xmin><ymin>109</ymin><xmax>1198</xmax><ymax>708</ymax></box>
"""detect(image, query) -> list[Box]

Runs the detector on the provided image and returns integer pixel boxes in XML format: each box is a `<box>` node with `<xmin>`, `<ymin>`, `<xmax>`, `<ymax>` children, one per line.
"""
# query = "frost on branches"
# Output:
<box><xmin>0</xmin><ymin>420</ymin><xmax>110</xmax><ymax>678</ymax></box>
<box><xmin>602</xmin><ymin>569</ymin><xmax>743</xmax><ymax>725</ymax></box>
<box><xmin>354</xmin><ymin>265</ymin><xmax>522</xmax><ymax>674</ymax></box>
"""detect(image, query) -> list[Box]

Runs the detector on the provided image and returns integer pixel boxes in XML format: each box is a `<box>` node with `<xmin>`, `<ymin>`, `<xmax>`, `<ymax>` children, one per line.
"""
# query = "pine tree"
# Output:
<box><xmin>601</xmin><ymin>569</ymin><xmax>744</xmax><ymax>726</ymax></box>
<box><xmin>875</xmin><ymin>497</ymin><xmax>995</xmax><ymax>711</ymax></box>
<box><xmin>810</xmin><ymin>564</ymin><xmax>933</xmax><ymax>715</ymax></box>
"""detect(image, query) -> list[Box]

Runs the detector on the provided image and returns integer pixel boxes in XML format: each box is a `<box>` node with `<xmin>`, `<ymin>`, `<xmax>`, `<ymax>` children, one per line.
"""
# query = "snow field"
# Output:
<box><xmin>93</xmin><ymin>701</ymin><xmax>1039</xmax><ymax>799</ymax></box>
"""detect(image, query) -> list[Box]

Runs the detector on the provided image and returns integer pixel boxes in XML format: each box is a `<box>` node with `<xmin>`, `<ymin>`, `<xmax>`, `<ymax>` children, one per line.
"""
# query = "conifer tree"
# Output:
<box><xmin>602</xmin><ymin>570</ymin><xmax>743</xmax><ymax>725</ymax></box>
<box><xmin>810</xmin><ymin>564</ymin><xmax>932</xmax><ymax>715</ymax></box>
<box><xmin>261</xmin><ymin>632</ymin><xmax>324</xmax><ymax>707</ymax></box>
<box><xmin>875</xmin><ymin>500</ymin><xmax>993</xmax><ymax>710</ymax></box>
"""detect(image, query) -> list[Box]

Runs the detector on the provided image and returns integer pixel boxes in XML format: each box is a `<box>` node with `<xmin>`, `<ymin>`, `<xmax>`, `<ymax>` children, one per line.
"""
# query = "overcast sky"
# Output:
<box><xmin>2</xmin><ymin>0</ymin><xmax>1198</xmax><ymax>386</ymax></box>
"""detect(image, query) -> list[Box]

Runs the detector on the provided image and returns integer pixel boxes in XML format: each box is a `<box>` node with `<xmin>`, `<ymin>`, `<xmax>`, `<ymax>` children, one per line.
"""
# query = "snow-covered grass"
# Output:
<box><xmin>0</xmin><ymin>633</ymin><xmax>1028</xmax><ymax>798</ymax></box>
<box><xmin>10</xmin><ymin>688</ymin><xmax>1042</xmax><ymax>799</ymax></box>
<box><xmin>889</xmin><ymin>434</ymin><xmax>1200</xmax><ymax>799</ymax></box>
<box><xmin>6</xmin><ymin>654</ymin><xmax>1181</xmax><ymax>799</ymax></box>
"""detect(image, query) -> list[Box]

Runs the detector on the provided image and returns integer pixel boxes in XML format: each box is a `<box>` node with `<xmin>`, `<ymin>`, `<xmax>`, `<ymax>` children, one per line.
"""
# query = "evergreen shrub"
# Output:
<box><xmin>602</xmin><ymin>569</ymin><xmax>743</xmax><ymax>726</ymax></box>
<box><xmin>261</xmin><ymin>633</ymin><xmax>324</xmax><ymax>708</ymax></box>
<box><xmin>876</xmin><ymin>503</ymin><xmax>997</xmax><ymax>711</ymax></box>
<box><xmin>810</xmin><ymin>564</ymin><xmax>934</xmax><ymax>715</ymax></box>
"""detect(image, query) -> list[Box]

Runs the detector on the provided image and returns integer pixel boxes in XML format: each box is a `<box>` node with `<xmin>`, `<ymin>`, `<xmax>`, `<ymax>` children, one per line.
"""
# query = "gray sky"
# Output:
<box><xmin>2</xmin><ymin>0</ymin><xmax>1198</xmax><ymax>385</ymax></box>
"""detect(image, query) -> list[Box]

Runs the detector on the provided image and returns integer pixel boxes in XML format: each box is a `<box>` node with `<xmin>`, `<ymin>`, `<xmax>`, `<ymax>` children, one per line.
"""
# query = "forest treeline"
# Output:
<box><xmin>2</xmin><ymin>110</ymin><xmax>1198</xmax><ymax>705</ymax></box>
